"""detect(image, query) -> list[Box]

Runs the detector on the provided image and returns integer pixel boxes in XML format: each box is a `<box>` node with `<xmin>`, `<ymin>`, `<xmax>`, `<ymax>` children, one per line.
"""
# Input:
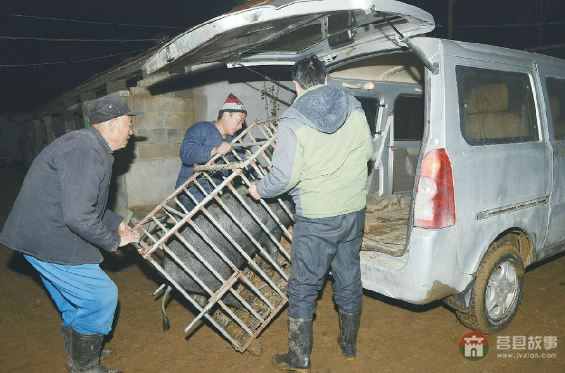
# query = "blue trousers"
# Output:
<box><xmin>24</xmin><ymin>255</ymin><xmax>118</xmax><ymax>335</ymax></box>
<box><xmin>287</xmin><ymin>209</ymin><xmax>365</xmax><ymax>319</ymax></box>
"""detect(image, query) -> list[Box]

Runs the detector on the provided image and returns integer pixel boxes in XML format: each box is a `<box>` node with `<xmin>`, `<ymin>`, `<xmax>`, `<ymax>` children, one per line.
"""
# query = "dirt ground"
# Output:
<box><xmin>1</xmin><ymin>164</ymin><xmax>564</xmax><ymax>373</ymax></box>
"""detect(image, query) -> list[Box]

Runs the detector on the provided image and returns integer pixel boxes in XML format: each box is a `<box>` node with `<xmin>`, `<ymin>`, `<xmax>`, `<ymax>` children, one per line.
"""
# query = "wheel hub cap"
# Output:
<box><xmin>485</xmin><ymin>260</ymin><xmax>519</xmax><ymax>322</ymax></box>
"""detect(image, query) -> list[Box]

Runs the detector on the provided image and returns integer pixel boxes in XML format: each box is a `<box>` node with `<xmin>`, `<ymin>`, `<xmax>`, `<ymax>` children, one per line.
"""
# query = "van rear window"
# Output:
<box><xmin>357</xmin><ymin>97</ymin><xmax>380</xmax><ymax>135</ymax></box>
<box><xmin>546</xmin><ymin>78</ymin><xmax>565</xmax><ymax>140</ymax></box>
<box><xmin>394</xmin><ymin>95</ymin><xmax>424</xmax><ymax>140</ymax></box>
<box><xmin>456</xmin><ymin>66</ymin><xmax>538</xmax><ymax>145</ymax></box>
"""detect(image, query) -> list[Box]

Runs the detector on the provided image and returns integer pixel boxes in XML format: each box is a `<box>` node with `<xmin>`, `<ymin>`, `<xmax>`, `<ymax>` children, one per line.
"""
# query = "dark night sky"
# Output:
<box><xmin>1</xmin><ymin>0</ymin><xmax>565</xmax><ymax>113</ymax></box>
<box><xmin>0</xmin><ymin>0</ymin><xmax>237</xmax><ymax>112</ymax></box>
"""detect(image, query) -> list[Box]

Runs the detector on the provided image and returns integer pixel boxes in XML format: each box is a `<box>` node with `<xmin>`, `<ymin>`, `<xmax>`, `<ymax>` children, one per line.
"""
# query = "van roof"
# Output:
<box><xmin>439</xmin><ymin>37</ymin><xmax>565</xmax><ymax>69</ymax></box>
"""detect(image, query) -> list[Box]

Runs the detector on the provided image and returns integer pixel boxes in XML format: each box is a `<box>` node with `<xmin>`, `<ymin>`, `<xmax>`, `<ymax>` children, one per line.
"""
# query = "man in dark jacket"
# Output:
<box><xmin>175</xmin><ymin>93</ymin><xmax>246</xmax><ymax>209</ymax></box>
<box><xmin>0</xmin><ymin>94</ymin><xmax>141</xmax><ymax>373</ymax></box>
<box><xmin>248</xmin><ymin>56</ymin><xmax>374</xmax><ymax>372</ymax></box>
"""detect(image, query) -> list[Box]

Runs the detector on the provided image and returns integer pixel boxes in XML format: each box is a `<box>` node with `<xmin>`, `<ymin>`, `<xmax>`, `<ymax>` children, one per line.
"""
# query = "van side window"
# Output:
<box><xmin>456</xmin><ymin>66</ymin><xmax>538</xmax><ymax>145</ymax></box>
<box><xmin>394</xmin><ymin>95</ymin><xmax>424</xmax><ymax>140</ymax></box>
<box><xmin>357</xmin><ymin>97</ymin><xmax>380</xmax><ymax>135</ymax></box>
<box><xmin>546</xmin><ymin>78</ymin><xmax>565</xmax><ymax>140</ymax></box>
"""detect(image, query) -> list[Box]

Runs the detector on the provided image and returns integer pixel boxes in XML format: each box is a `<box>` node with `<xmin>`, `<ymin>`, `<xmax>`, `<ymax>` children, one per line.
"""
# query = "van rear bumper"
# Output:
<box><xmin>360</xmin><ymin>226</ymin><xmax>473</xmax><ymax>304</ymax></box>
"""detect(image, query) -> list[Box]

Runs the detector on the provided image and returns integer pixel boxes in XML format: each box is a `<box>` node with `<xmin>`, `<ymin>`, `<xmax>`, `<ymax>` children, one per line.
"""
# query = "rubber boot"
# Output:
<box><xmin>70</xmin><ymin>330</ymin><xmax>121</xmax><ymax>373</ymax></box>
<box><xmin>61</xmin><ymin>326</ymin><xmax>74</xmax><ymax>372</ymax></box>
<box><xmin>337</xmin><ymin>309</ymin><xmax>361</xmax><ymax>360</ymax></box>
<box><xmin>272</xmin><ymin>317</ymin><xmax>313</xmax><ymax>373</ymax></box>
<box><xmin>64</xmin><ymin>326</ymin><xmax>112</xmax><ymax>364</ymax></box>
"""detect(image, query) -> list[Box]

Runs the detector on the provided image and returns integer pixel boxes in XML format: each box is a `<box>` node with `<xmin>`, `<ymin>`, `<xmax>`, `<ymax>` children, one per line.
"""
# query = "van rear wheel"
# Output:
<box><xmin>455</xmin><ymin>243</ymin><xmax>525</xmax><ymax>333</ymax></box>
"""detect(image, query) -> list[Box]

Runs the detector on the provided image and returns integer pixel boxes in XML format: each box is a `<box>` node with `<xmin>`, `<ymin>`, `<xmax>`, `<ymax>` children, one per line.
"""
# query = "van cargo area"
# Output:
<box><xmin>329</xmin><ymin>52</ymin><xmax>424</xmax><ymax>258</ymax></box>
<box><xmin>363</xmin><ymin>194</ymin><xmax>411</xmax><ymax>257</ymax></box>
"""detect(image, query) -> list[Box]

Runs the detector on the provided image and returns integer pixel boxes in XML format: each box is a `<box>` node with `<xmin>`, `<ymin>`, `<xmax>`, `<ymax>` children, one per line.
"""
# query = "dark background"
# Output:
<box><xmin>1</xmin><ymin>0</ymin><xmax>564</xmax><ymax>113</ymax></box>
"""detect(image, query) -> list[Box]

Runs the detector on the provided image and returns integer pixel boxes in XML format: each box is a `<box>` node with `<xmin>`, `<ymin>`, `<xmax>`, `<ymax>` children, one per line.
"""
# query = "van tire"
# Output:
<box><xmin>455</xmin><ymin>243</ymin><xmax>525</xmax><ymax>333</ymax></box>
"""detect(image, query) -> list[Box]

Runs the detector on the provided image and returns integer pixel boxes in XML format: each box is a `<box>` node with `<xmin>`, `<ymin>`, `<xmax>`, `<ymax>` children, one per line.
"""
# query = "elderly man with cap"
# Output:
<box><xmin>0</xmin><ymin>94</ymin><xmax>141</xmax><ymax>373</ymax></box>
<box><xmin>175</xmin><ymin>93</ymin><xmax>247</xmax><ymax>209</ymax></box>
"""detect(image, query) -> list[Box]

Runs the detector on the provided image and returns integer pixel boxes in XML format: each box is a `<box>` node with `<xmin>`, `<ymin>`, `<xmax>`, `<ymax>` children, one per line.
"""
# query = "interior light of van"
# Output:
<box><xmin>414</xmin><ymin>148</ymin><xmax>456</xmax><ymax>229</ymax></box>
<box><xmin>342</xmin><ymin>82</ymin><xmax>363</xmax><ymax>89</ymax></box>
<box><xmin>341</xmin><ymin>82</ymin><xmax>375</xmax><ymax>90</ymax></box>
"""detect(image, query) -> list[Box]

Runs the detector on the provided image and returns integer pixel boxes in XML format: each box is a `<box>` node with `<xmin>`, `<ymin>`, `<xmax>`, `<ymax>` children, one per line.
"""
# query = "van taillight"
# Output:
<box><xmin>414</xmin><ymin>148</ymin><xmax>455</xmax><ymax>229</ymax></box>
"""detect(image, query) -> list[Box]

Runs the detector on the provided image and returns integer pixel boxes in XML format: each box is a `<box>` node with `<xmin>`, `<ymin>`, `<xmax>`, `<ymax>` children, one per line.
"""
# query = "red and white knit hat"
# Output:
<box><xmin>219</xmin><ymin>93</ymin><xmax>247</xmax><ymax>115</ymax></box>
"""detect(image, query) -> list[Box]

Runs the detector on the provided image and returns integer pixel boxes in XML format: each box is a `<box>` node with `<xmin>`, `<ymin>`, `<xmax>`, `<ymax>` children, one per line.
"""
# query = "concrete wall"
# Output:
<box><xmin>192</xmin><ymin>80</ymin><xmax>295</xmax><ymax>123</ymax></box>
<box><xmin>122</xmin><ymin>82</ymin><xmax>195</xmax><ymax>211</ymax></box>
<box><xmin>3</xmin><ymin>104</ymin><xmax>85</xmax><ymax>168</ymax></box>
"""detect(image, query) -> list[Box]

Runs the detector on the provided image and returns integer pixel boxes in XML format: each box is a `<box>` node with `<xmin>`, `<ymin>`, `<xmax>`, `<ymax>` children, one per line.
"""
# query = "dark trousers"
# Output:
<box><xmin>287</xmin><ymin>209</ymin><xmax>365</xmax><ymax>318</ymax></box>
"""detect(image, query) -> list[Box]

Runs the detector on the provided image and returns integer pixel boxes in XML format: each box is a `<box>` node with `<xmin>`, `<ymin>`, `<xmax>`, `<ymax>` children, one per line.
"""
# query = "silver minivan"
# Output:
<box><xmin>143</xmin><ymin>0</ymin><xmax>565</xmax><ymax>333</ymax></box>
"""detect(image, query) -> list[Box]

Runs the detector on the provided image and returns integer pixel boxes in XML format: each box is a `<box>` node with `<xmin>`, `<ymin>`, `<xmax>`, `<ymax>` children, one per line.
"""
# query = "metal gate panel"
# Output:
<box><xmin>133</xmin><ymin>120</ymin><xmax>292</xmax><ymax>353</ymax></box>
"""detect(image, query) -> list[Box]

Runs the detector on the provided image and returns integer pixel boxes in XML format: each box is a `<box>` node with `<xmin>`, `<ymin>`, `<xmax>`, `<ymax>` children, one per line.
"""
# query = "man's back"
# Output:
<box><xmin>252</xmin><ymin>55</ymin><xmax>370</xmax><ymax>372</ymax></box>
<box><xmin>293</xmin><ymin>108</ymin><xmax>373</xmax><ymax>217</ymax></box>
<box><xmin>276</xmin><ymin>84</ymin><xmax>373</xmax><ymax>218</ymax></box>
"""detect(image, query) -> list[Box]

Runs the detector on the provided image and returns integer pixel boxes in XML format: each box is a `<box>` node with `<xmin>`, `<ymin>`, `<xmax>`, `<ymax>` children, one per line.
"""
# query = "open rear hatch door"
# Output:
<box><xmin>142</xmin><ymin>0</ymin><xmax>434</xmax><ymax>74</ymax></box>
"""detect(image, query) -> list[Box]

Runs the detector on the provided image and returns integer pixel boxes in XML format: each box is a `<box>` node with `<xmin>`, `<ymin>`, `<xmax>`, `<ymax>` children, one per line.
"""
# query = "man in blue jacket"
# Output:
<box><xmin>175</xmin><ymin>93</ymin><xmax>247</xmax><ymax>209</ymax></box>
<box><xmin>0</xmin><ymin>94</ymin><xmax>141</xmax><ymax>373</ymax></box>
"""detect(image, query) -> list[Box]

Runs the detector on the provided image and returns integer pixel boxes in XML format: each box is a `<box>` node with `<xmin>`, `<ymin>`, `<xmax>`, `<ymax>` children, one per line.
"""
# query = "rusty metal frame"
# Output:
<box><xmin>133</xmin><ymin>119</ymin><xmax>291</xmax><ymax>353</ymax></box>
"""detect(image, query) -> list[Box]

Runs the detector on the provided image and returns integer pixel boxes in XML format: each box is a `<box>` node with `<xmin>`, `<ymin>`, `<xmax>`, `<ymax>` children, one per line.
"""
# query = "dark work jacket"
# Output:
<box><xmin>0</xmin><ymin>128</ymin><xmax>123</xmax><ymax>264</ymax></box>
<box><xmin>175</xmin><ymin>121</ymin><xmax>239</xmax><ymax>207</ymax></box>
<box><xmin>175</xmin><ymin>121</ymin><xmax>224</xmax><ymax>189</ymax></box>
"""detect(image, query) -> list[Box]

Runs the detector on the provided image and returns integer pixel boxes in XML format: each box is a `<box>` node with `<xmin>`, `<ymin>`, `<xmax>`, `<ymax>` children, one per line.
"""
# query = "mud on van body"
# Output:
<box><xmin>143</xmin><ymin>0</ymin><xmax>565</xmax><ymax>333</ymax></box>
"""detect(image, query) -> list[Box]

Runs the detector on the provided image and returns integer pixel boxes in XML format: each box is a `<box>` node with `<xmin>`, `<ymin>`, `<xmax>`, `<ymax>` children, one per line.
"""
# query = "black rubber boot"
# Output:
<box><xmin>63</xmin><ymin>326</ymin><xmax>112</xmax><ymax>365</ymax></box>
<box><xmin>272</xmin><ymin>317</ymin><xmax>313</xmax><ymax>373</ymax></box>
<box><xmin>61</xmin><ymin>326</ymin><xmax>74</xmax><ymax>372</ymax></box>
<box><xmin>337</xmin><ymin>309</ymin><xmax>361</xmax><ymax>360</ymax></box>
<box><xmin>70</xmin><ymin>330</ymin><xmax>121</xmax><ymax>373</ymax></box>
